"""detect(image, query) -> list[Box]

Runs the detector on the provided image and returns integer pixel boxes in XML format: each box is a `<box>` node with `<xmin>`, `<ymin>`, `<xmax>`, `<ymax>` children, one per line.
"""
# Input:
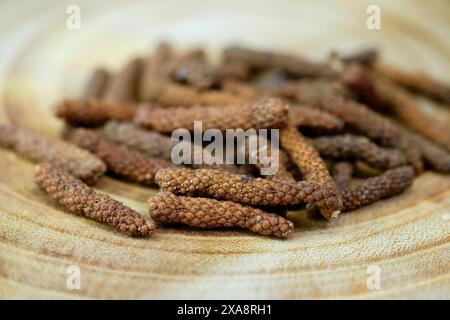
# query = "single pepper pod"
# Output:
<box><xmin>309</xmin><ymin>134</ymin><xmax>407</xmax><ymax>169</ymax></box>
<box><xmin>35</xmin><ymin>163</ymin><xmax>155</xmax><ymax>237</ymax></box>
<box><xmin>148</xmin><ymin>191</ymin><xmax>294</xmax><ymax>238</ymax></box>
<box><xmin>134</xmin><ymin>98</ymin><xmax>289</xmax><ymax>133</ymax></box>
<box><xmin>155</xmin><ymin>167</ymin><xmax>334</xmax><ymax>210</ymax></box>
<box><xmin>103</xmin><ymin>57</ymin><xmax>143</xmax><ymax>103</ymax></box>
<box><xmin>280</xmin><ymin>125</ymin><xmax>342</xmax><ymax>218</ymax></box>
<box><xmin>66</xmin><ymin>128</ymin><xmax>172</xmax><ymax>186</ymax></box>
<box><xmin>289</xmin><ymin>104</ymin><xmax>344</xmax><ymax>133</ymax></box>
<box><xmin>375</xmin><ymin>63</ymin><xmax>450</xmax><ymax>105</ymax></box>
<box><xmin>341</xmin><ymin>166</ymin><xmax>414</xmax><ymax>212</ymax></box>
<box><xmin>0</xmin><ymin>125</ymin><xmax>106</xmax><ymax>184</ymax></box>
<box><xmin>55</xmin><ymin>99</ymin><xmax>134</xmax><ymax>127</ymax></box>
<box><xmin>171</xmin><ymin>49</ymin><xmax>217</xmax><ymax>89</ymax></box>
<box><xmin>81</xmin><ymin>67</ymin><xmax>111</xmax><ymax>100</ymax></box>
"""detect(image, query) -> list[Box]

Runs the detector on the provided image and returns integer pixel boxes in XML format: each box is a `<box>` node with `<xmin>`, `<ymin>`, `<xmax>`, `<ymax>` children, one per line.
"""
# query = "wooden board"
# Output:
<box><xmin>0</xmin><ymin>0</ymin><xmax>449</xmax><ymax>299</ymax></box>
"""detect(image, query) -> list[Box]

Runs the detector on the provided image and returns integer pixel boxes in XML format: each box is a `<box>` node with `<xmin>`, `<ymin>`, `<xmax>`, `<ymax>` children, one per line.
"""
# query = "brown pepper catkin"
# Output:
<box><xmin>134</xmin><ymin>98</ymin><xmax>289</xmax><ymax>133</ymax></box>
<box><xmin>341</xmin><ymin>166</ymin><xmax>414</xmax><ymax>211</ymax></box>
<box><xmin>0</xmin><ymin>125</ymin><xmax>105</xmax><ymax>184</ymax></box>
<box><xmin>375</xmin><ymin>63</ymin><xmax>450</xmax><ymax>105</ymax></box>
<box><xmin>35</xmin><ymin>163</ymin><xmax>155</xmax><ymax>237</ymax></box>
<box><xmin>332</xmin><ymin>162</ymin><xmax>354</xmax><ymax>191</ymax></box>
<box><xmin>102</xmin><ymin>121</ymin><xmax>174</xmax><ymax>160</ymax></box>
<box><xmin>171</xmin><ymin>49</ymin><xmax>216</xmax><ymax>89</ymax></box>
<box><xmin>103</xmin><ymin>57</ymin><xmax>143</xmax><ymax>103</ymax></box>
<box><xmin>55</xmin><ymin>99</ymin><xmax>134</xmax><ymax>127</ymax></box>
<box><xmin>280</xmin><ymin>125</ymin><xmax>342</xmax><ymax>218</ymax></box>
<box><xmin>289</xmin><ymin>104</ymin><xmax>344</xmax><ymax>132</ymax></box>
<box><xmin>155</xmin><ymin>167</ymin><xmax>333</xmax><ymax>210</ymax></box>
<box><xmin>310</xmin><ymin>134</ymin><xmax>407</xmax><ymax>169</ymax></box>
<box><xmin>223</xmin><ymin>46</ymin><xmax>337</xmax><ymax>78</ymax></box>
<box><xmin>66</xmin><ymin>128</ymin><xmax>172</xmax><ymax>185</ymax></box>
<box><xmin>82</xmin><ymin>68</ymin><xmax>110</xmax><ymax>100</ymax></box>
<box><xmin>374</xmin><ymin>77</ymin><xmax>450</xmax><ymax>152</ymax></box>
<box><xmin>148</xmin><ymin>191</ymin><xmax>294</xmax><ymax>238</ymax></box>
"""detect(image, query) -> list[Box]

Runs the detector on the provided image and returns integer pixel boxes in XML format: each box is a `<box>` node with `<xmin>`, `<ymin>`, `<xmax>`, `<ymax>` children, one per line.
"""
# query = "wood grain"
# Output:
<box><xmin>0</xmin><ymin>0</ymin><xmax>449</xmax><ymax>299</ymax></box>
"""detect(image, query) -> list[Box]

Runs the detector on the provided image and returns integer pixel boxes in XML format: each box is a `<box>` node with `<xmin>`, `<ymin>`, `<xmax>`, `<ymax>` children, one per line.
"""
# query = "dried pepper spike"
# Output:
<box><xmin>309</xmin><ymin>134</ymin><xmax>407</xmax><ymax>169</ymax></box>
<box><xmin>155</xmin><ymin>167</ymin><xmax>334</xmax><ymax>212</ymax></box>
<box><xmin>289</xmin><ymin>104</ymin><xmax>344</xmax><ymax>132</ymax></box>
<box><xmin>82</xmin><ymin>68</ymin><xmax>110</xmax><ymax>100</ymax></box>
<box><xmin>0</xmin><ymin>125</ymin><xmax>106</xmax><ymax>184</ymax></box>
<box><xmin>55</xmin><ymin>99</ymin><xmax>134</xmax><ymax>127</ymax></box>
<box><xmin>341</xmin><ymin>166</ymin><xmax>414</xmax><ymax>212</ymax></box>
<box><xmin>375</xmin><ymin>63</ymin><xmax>450</xmax><ymax>105</ymax></box>
<box><xmin>35</xmin><ymin>163</ymin><xmax>155</xmax><ymax>237</ymax></box>
<box><xmin>280</xmin><ymin>125</ymin><xmax>342</xmax><ymax>218</ymax></box>
<box><xmin>144</xmin><ymin>80</ymin><xmax>244</xmax><ymax>107</ymax></box>
<box><xmin>66</xmin><ymin>128</ymin><xmax>172</xmax><ymax>186</ymax></box>
<box><xmin>103</xmin><ymin>57</ymin><xmax>143</xmax><ymax>103</ymax></box>
<box><xmin>332</xmin><ymin>162</ymin><xmax>354</xmax><ymax>191</ymax></box>
<box><xmin>102</xmin><ymin>121</ymin><xmax>174</xmax><ymax>160</ymax></box>
<box><xmin>223</xmin><ymin>46</ymin><xmax>337</xmax><ymax>78</ymax></box>
<box><xmin>374</xmin><ymin>77</ymin><xmax>450</xmax><ymax>152</ymax></box>
<box><xmin>148</xmin><ymin>191</ymin><xmax>294</xmax><ymax>238</ymax></box>
<box><xmin>134</xmin><ymin>98</ymin><xmax>289</xmax><ymax>133</ymax></box>
<box><xmin>331</xmin><ymin>48</ymin><xmax>379</xmax><ymax>66</ymax></box>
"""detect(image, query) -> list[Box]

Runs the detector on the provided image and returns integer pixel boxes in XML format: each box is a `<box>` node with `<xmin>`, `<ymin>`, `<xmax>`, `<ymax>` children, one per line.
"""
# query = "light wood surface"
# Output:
<box><xmin>0</xmin><ymin>0</ymin><xmax>449</xmax><ymax>299</ymax></box>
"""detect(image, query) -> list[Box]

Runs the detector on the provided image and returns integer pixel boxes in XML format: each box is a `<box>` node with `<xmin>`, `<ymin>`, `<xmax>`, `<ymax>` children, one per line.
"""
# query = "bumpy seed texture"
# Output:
<box><xmin>102</xmin><ymin>121</ymin><xmax>174</xmax><ymax>160</ymax></box>
<box><xmin>82</xmin><ymin>68</ymin><xmax>110</xmax><ymax>100</ymax></box>
<box><xmin>341</xmin><ymin>166</ymin><xmax>414</xmax><ymax>211</ymax></box>
<box><xmin>134</xmin><ymin>98</ymin><xmax>288</xmax><ymax>133</ymax></box>
<box><xmin>35</xmin><ymin>163</ymin><xmax>155</xmax><ymax>236</ymax></box>
<box><xmin>375</xmin><ymin>63</ymin><xmax>450</xmax><ymax>104</ymax></box>
<box><xmin>0</xmin><ymin>125</ymin><xmax>105</xmax><ymax>184</ymax></box>
<box><xmin>104</xmin><ymin>57</ymin><xmax>143</xmax><ymax>103</ymax></box>
<box><xmin>148</xmin><ymin>191</ymin><xmax>294</xmax><ymax>238</ymax></box>
<box><xmin>55</xmin><ymin>99</ymin><xmax>134</xmax><ymax>127</ymax></box>
<box><xmin>66</xmin><ymin>128</ymin><xmax>172</xmax><ymax>185</ymax></box>
<box><xmin>332</xmin><ymin>162</ymin><xmax>354</xmax><ymax>191</ymax></box>
<box><xmin>280</xmin><ymin>125</ymin><xmax>342</xmax><ymax>218</ymax></box>
<box><xmin>223</xmin><ymin>46</ymin><xmax>337</xmax><ymax>78</ymax></box>
<box><xmin>289</xmin><ymin>104</ymin><xmax>344</xmax><ymax>132</ymax></box>
<box><xmin>310</xmin><ymin>134</ymin><xmax>407</xmax><ymax>169</ymax></box>
<box><xmin>155</xmin><ymin>167</ymin><xmax>333</xmax><ymax>209</ymax></box>
<box><xmin>374</xmin><ymin>77</ymin><xmax>450</xmax><ymax>152</ymax></box>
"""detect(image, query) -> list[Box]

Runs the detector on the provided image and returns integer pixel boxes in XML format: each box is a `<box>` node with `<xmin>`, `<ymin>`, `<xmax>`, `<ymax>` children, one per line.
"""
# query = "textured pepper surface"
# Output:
<box><xmin>155</xmin><ymin>167</ymin><xmax>334</xmax><ymax>209</ymax></box>
<box><xmin>35</xmin><ymin>163</ymin><xmax>155</xmax><ymax>237</ymax></box>
<box><xmin>289</xmin><ymin>104</ymin><xmax>344</xmax><ymax>132</ymax></box>
<box><xmin>148</xmin><ymin>191</ymin><xmax>294</xmax><ymax>238</ymax></box>
<box><xmin>0</xmin><ymin>125</ymin><xmax>106</xmax><ymax>184</ymax></box>
<box><xmin>341</xmin><ymin>166</ymin><xmax>414</xmax><ymax>211</ymax></box>
<box><xmin>374</xmin><ymin>77</ymin><xmax>450</xmax><ymax>152</ymax></box>
<box><xmin>66</xmin><ymin>128</ymin><xmax>172</xmax><ymax>185</ymax></box>
<box><xmin>55</xmin><ymin>99</ymin><xmax>134</xmax><ymax>126</ymax></box>
<box><xmin>102</xmin><ymin>121</ymin><xmax>174</xmax><ymax>160</ymax></box>
<box><xmin>310</xmin><ymin>134</ymin><xmax>407</xmax><ymax>169</ymax></box>
<box><xmin>134</xmin><ymin>98</ymin><xmax>289</xmax><ymax>133</ymax></box>
<box><xmin>280</xmin><ymin>125</ymin><xmax>342</xmax><ymax>218</ymax></box>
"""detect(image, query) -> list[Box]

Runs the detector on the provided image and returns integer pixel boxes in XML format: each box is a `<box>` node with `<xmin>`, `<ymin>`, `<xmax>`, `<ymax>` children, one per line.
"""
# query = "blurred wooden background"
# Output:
<box><xmin>0</xmin><ymin>0</ymin><xmax>449</xmax><ymax>299</ymax></box>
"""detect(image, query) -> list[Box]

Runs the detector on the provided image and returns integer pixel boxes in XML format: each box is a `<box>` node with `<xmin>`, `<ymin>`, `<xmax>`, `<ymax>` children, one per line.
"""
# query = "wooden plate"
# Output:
<box><xmin>0</xmin><ymin>0</ymin><xmax>449</xmax><ymax>299</ymax></box>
